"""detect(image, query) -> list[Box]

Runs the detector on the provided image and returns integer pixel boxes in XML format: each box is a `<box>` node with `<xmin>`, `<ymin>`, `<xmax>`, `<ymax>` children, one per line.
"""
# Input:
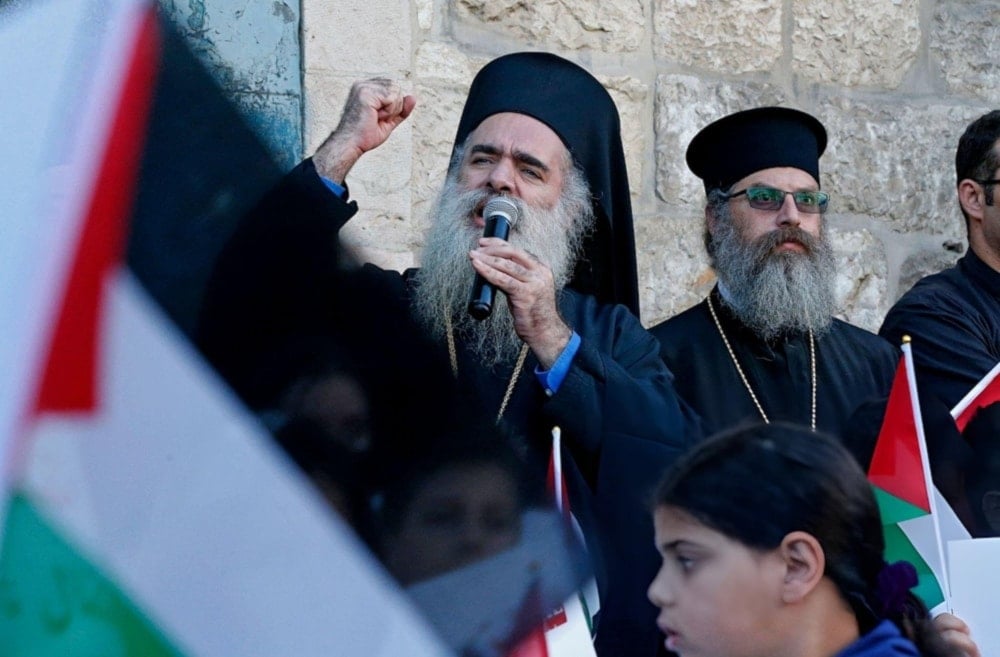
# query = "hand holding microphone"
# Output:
<box><xmin>468</xmin><ymin>196</ymin><xmax>520</xmax><ymax>320</ymax></box>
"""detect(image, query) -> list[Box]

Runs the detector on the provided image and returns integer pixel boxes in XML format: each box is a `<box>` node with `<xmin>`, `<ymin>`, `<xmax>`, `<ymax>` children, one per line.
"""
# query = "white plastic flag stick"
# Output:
<box><xmin>551</xmin><ymin>426</ymin><xmax>563</xmax><ymax>515</ymax></box>
<box><xmin>949</xmin><ymin>360</ymin><xmax>1000</xmax><ymax>420</ymax></box>
<box><xmin>903</xmin><ymin>341</ymin><xmax>953</xmax><ymax>610</ymax></box>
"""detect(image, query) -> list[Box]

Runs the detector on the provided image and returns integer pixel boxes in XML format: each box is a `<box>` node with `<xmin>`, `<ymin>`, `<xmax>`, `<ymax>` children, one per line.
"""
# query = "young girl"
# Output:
<box><xmin>647</xmin><ymin>423</ymin><xmax>962</xmax><ymax>657</ymax></box>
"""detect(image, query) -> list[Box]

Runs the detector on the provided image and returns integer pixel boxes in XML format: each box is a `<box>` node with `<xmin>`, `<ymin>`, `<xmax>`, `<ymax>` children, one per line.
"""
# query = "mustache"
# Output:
<box><xmin>752</xmin><ymin>226</ymin><xmax>820</xmax><ymax>255</ymax></box>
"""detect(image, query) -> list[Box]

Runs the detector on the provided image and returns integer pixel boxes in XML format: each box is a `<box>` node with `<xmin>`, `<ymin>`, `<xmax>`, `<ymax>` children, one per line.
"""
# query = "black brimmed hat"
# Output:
<box><xmin>452</xmin><ymin>52</ymin><xmax>639</xmax><ymax>315</ymax></box>
<box><xmin>686</xmin><ymin>107</ymin><xmax>828</xmax><ymax>192</ymax></box>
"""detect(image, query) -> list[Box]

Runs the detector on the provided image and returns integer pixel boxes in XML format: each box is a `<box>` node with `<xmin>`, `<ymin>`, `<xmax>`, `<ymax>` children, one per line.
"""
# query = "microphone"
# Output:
<box><xmin>468</xmin><ymin>196</ymin><xmax>520</xmax><ymax>320</ymax></box>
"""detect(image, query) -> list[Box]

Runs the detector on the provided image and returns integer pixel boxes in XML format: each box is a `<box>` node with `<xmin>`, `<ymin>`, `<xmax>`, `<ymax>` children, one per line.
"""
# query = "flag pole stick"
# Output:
<box><xmin>902</xmin><ymin>339</ymin><xmax>953</xmax><ymax>611</ymax></box>
<box><xmin>949</xmin><ymin>360</ymin><xmax>1000</xmax><ymax>420</ymax></box>
<box><xmin>551</xmin><ymin>426</ymin><xmax>563</xmax><ymax>515</ymax></box>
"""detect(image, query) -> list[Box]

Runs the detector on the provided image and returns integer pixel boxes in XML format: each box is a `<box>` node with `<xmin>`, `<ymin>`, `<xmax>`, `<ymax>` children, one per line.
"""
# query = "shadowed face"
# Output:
<box><xmin>974</xmin><ymin>158</ymin><xmax>1000</xmax><ymax>262</ymax></box>
<box><xmin>383</xmin><ymin>463</ymin><xmax>522</xmax><ymax>585</ymax></box>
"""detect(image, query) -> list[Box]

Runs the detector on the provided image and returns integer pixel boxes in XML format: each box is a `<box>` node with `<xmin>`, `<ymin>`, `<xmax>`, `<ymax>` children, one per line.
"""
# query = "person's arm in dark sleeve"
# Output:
<box><xmin>541</xmin><ymin>297</ymin><xmax>701</xmax><ymax>485</ymax></box>
<box><xmin>197</xmin><ymin>78</ymin><xmax>416</xmax><ymax>405</ymax></box>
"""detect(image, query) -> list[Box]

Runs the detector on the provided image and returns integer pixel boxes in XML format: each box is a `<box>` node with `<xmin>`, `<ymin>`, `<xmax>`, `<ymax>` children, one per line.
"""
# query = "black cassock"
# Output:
<box><xmin>881</xmin><ymin>249</ymin><xmax>1000</xmax><ymax>410</ymax></box>
<box><xmin>198</xmin><ymin>159</ymin><xmax>697</xmax><ymax>657</ymax></box>
<box><xmin>650</xmin><ymin>287</ymin><xmax>897</xmax><ymax>440</ymax></box>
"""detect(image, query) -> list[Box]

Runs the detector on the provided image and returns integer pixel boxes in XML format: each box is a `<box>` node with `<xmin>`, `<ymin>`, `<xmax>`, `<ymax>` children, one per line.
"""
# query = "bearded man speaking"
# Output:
<box><xmin>199</xmin><ymin>52</ymin><xmax>694</xmax><ymax>657</ymax></box>
<box><xmin>650</xmin><ymin>107</ymin><xmax>897</xmax><ymax>439</ymax></box>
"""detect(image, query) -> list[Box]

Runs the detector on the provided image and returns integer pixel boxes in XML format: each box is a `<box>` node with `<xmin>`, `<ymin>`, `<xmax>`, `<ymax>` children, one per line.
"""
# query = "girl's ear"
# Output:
<box><xmin>778</xmin><ymin>531</ymin><xmax>825</xmax><ymax>604</ymax></box>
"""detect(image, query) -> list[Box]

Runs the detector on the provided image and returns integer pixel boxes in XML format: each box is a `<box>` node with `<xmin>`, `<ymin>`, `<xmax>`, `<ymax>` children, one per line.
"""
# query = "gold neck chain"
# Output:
<box><xmin>706</xmin><ymin>294</ymin><xmax>817</xmax><ymax>431</ymax></box>
<box><xmin>444</xmin><ymin>313</ymin><xmax>529</xmax><ymax>423</ymax></box>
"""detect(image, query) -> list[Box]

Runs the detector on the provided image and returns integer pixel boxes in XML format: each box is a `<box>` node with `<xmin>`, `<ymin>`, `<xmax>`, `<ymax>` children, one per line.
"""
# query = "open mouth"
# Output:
<box><xmin>658</xmin><ymin>621</ymin><xmax>680</xmax><ymax>651</ymax></box>
<box><xmin>472</xmin><ymin>199</ymin><xmax>488</xmax><ymax>228</ymax></box>
<box><xmin>664</xmin><ymin>629</ymin><xmax>680</xmax><ymax>652</ymax></box>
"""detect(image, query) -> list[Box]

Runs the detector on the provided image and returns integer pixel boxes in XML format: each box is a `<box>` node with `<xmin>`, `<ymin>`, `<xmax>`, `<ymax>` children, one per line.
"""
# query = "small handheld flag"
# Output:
<box><xmin>950</xmin><ymin>361</ymin><xmax>1000</xmax><ymax>432</ymax></box>
<box><xmin>868</xmin><ymin>337</ymin><xmax>951</xmax><ymax>610</ymax></box>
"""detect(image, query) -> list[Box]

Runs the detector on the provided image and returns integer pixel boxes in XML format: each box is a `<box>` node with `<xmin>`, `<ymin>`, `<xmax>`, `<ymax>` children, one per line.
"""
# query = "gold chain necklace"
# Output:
<box><xmin>706</xmin><ymin>295</ymin><xmax>817</xmax><ymax>430</ymax></box>
<box><xmin>444</xmin><ymin>313</ymin><xmax>529</xmax><ymax>423</ymax></box>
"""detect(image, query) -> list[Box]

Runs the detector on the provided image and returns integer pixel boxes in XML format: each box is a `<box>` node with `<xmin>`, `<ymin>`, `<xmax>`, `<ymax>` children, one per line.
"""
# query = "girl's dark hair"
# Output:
<box><xmin>653</xmin><ymin>422</ymin><xmax>956</xmax><ymax>657</ymax></box>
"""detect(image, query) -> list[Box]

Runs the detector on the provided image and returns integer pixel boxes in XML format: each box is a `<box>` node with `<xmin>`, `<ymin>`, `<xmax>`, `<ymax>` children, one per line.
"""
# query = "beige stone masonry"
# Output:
<box><xmin>931</xmin><ymin>3</ymin><xmax>1000</xmax><ymax>105</ymax></box>
<box><xmin>792</xmin><ymin>0</ymin><xmax>920</xmax><ymax>88</ymax></box>
<box><xmin>653</xmin><ymin>0</ymin><xmax>782</xmax><ymax>73</ymax></box>
<box><xmin>455</xmin><ymin>0</ymin><xmax>646</xmax><ymax>53</ymax></box>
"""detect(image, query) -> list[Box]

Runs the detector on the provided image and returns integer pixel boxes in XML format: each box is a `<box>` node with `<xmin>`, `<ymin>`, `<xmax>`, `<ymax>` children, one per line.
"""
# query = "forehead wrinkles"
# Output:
<box><xmin>455</xmin><ymin>123</ymin><xmax>575</xmax><ymax>181</ymax></box>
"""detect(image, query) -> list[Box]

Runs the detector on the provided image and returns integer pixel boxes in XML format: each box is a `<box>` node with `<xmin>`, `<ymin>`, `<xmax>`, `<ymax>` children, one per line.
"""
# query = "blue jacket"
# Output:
<box><xmin>837</xmin><ymin>621</ymin><xmax>921</xmax><ymax>657</ymax></box>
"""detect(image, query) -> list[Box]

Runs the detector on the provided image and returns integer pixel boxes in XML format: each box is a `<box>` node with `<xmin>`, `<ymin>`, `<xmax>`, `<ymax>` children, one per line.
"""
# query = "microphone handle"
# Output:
<box><xmin>467</xmin><ymin>215</ymin><xmax>511</xmax><ymax>320</ymax></box>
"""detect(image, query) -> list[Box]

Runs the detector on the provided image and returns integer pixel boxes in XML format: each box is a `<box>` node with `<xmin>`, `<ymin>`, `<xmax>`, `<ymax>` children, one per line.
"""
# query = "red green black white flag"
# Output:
<box><xmin>869</xmin><ymin>341</ymin><xmax>960</xmax><ymax>611</ymax></box>
<box><xmin>0</xmin><ymin>1</ymin><xmax>449</xmax><ymax>654</ymax></box>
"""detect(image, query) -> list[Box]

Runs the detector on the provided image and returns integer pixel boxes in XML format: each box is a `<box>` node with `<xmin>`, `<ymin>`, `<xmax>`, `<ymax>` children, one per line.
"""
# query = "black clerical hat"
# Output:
<box><xmin>452</xmin><ymin>52</ymin><xmax>639</xmax><ymax>316</ymax></box>
<box><xmin>686</xmin><ymin>107</ymin><xmax>828</xmax><ymax>192</ymax></box>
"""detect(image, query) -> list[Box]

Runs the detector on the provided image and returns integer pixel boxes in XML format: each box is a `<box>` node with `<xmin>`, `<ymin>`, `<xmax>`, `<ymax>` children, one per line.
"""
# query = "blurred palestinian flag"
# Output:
<box><xmin>0</xmin><ymin>1</ymin><xmax>449</xmax><ymax>654</ymax></box>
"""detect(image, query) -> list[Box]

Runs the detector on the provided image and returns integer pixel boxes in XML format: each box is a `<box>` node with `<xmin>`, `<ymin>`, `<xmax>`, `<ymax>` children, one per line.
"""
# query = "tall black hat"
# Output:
<box><xmin>686</xmin><ymin>106</ymin><xmax>828</xmax><ymax>192</ymax></box>
<box><xmin>453</xmin><ymin>52</ymin><xmax>639</xmax><ymax>316</ymax></box>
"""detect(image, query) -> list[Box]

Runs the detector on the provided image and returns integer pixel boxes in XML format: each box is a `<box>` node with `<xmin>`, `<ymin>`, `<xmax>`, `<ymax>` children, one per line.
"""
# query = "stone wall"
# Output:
<box><xmin>159</xmin><ymin>0</ymin><xmax>302</xmax><ymax>170</ymax></box>
<box><xmin>302</xmin><ymin>0</ymin><xmax>999</xmax><ymax>331</ymax></box>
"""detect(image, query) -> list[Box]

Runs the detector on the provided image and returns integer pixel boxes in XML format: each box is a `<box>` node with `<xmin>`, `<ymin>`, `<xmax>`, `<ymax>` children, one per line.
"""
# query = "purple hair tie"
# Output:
<box><xmin>875</xmin><ymin>560</ymin><xmax>919</xmax><ymax>617</ymax></box>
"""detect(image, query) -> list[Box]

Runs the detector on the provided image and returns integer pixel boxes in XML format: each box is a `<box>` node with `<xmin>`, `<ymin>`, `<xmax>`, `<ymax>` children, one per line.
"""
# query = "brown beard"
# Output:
<box><xmin>412</xmin><ymin>165</ymin><xmax>592</xmax><ymax>370</ymax></box>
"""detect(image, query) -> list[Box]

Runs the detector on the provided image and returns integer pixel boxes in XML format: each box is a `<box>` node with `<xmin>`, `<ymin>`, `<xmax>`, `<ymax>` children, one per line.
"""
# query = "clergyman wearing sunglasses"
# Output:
<box><xmin>649</xmin><ymin>106</ymin><xmax>900</xmax><ymax>445</ymax></box>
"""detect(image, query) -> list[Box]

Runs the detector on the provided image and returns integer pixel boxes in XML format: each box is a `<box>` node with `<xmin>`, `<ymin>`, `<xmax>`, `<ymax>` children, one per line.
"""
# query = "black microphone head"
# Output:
<box><xmin>483</xmin><ymin>196</ymin><xmax>520</xmax><ymax>228</ymax></box>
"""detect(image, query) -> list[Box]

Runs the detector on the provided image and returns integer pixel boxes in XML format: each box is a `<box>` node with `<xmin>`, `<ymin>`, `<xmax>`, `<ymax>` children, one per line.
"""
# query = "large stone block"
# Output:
<box><xmin>636</xmin><ymin>211</ymin><xmax>714</xmax><ymax>327</ymax></box>
<box><xmin>302</xmin><ymin>73</ymin><xmax>418</xmax><ymax>266</ymax></box>
<box><xmin>600</xmin><ymin>75</ymin><xmax>647</xmax><ymax>200</ymax></box>
<box><xmin>653</xmin><ymin>0</ymin><xmax>782</xmax><ymax>73</ymax></box>
<box><xmin>931</xmin><ymin>3</ymin><xmax>1000</xmax><ymax>105</ymax></box>
<box><xmin>415</xmin><ymin>41</ymin><xmax>481</xmax><ymax>83</ymax></box>
<box><xmin>410</xmin><ymin>44</ymin><xmax>486</xmax><ymax>236</ymax></box>
<box><xmin>819</xmin><ymin>99</ymin><xmax>985</xmax><ymax>238</ymax></box>
<box><xmin>828</xmin><ymin>227</ymin><xmax>888</xmax><ymax>332</ymax></box>
<box><xmin>894</xmin><ymin>243</ymin><xmax>964</xmax><ymax>303</ymax></box>
<box><xmin>303</xmin><ymin>0</ymin><xmax>410</xmax><ymax>75</ymax></box>
<box><xmin>454</xmin><ymin>0</ymin><xmax>645</xmax><ymax>53</ymax></box>
<box><xmin>791</xmin><ymin>0</ymin><xmax>919</xmax><ymax>88</ymax></box>
<box><xmin>160</xmin><ymin>0</ymin><xmax>302</xmax><ymax>166</ymax></box>
<box><xmin>302</xmin><ymin>73</ymin><xmax>350</xmax><ymax>158</ymax></box>
<box><xmin>416</xmin><ymin>0</ymin><xmax>434</xmax><ymax>30</ymax></box>
<box><xmin>410</xmin><ymin>81</ymin><xmax>470</xmax><ymax>237</ymax></box>
<box><xmin>654</xmin><ymin>75</ymin><xmax>788</xmax><ymax>210</ymax></box>
<box><xmin>164</xmin><ymin>0</ymin><xmax>300</xmax><ymax>94</ymax></box>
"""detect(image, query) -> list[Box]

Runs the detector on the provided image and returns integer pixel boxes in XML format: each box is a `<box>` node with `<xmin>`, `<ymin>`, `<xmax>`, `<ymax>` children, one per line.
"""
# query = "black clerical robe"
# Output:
<box><xmin>880</xmin><ymin>249</ymin><xmax>1000</xmax><ymax>409</ymax></box>
<box><xmin>198</xmin><ymin>159</ymin><xmax>696</xmax><ymax>657</ymax></box>
<box><xmin>650</xmin><ymin>288</ymin><xmax>898</xmax><ymax>440</ymax></box>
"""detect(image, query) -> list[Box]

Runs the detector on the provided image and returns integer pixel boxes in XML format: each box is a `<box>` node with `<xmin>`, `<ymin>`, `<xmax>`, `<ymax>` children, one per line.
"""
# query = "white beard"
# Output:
<box><xmin>412</xmin><ymin>168</ymin><xmax>591</xmax><ymax>370</ymax></box>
